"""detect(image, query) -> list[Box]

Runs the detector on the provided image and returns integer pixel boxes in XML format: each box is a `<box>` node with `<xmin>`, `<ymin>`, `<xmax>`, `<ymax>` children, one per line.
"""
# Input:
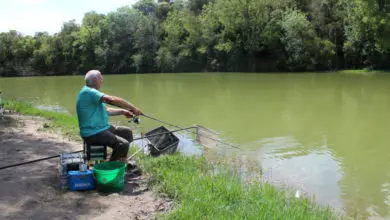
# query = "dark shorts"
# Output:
<box><xmin>83</xmin><ymin>125</ymin><xmax>133</xmax><ymax>161</ymax></box>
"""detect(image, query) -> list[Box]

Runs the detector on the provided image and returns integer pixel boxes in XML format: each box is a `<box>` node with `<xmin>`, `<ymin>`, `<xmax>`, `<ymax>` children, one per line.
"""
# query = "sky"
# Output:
<box><xmin>0</xmin><ymin>0</ymin><xmax>139</xmax><ymax>36</ymax></box>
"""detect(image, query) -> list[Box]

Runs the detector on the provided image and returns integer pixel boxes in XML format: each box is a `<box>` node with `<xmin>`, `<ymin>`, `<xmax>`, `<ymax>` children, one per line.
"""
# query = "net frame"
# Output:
<box><xmin>194</xmin><ymin>124</ymin><xmax>220</xmax><ymax>148</ymax></box>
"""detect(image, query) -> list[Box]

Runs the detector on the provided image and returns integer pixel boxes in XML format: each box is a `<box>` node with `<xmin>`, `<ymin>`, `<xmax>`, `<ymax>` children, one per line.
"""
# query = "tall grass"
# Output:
<box><xmin>3</xmin><ymin>99</ymin><xmax>341</xmax><ymax>219</ymax></box>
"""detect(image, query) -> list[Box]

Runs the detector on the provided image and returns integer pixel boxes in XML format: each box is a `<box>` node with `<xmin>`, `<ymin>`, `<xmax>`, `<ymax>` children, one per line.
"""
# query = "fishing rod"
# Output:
<box><xmin>108</xmin><ymin>102</ymin><xmax>240</xmax><ymax>149</ymax></box>
<box><xmin>0</xmin><ymin>101</ymin><xmax>240</xmax><ymax>170</ymax></box>
<box><xmin>141</xmin><ymin>114</ymin><xmax>180</xmax><ymax>129</ymax></box>
<box><xmin>0</xmin><ymin>126</ymin><xmax>195</xmax><ymax>171</ymax></box>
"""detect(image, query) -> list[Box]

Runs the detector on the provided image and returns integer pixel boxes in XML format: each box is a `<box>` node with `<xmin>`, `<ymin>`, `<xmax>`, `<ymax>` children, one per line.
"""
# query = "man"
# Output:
<box><xmin>76</xmin><ymin>70</ymin><xmax>142</xmax><ymax>162</ymax></box>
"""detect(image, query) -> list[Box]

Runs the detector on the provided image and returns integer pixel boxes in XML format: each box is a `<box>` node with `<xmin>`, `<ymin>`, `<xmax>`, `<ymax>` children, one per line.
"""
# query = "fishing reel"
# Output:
<box><xmin>130</xmin><ymin>116</ymin><xmax>140</xmax><ymax>124</ymax></box>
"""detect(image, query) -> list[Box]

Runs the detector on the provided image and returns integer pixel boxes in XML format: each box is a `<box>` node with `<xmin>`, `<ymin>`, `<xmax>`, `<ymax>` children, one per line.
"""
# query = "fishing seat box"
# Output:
<box><xmin>83</xmin><ymin>141</ymin><xmax>107</xmax><ymax>161</ymax></box>
<box><xmin>145</xmin><ymin>126</ymin><xmax>180</xmax><ymax>156</ymax></box>
<box><xmin>68</xmin><ymin>170</ymin><xmax>95</xmax><ymax>191</ymax></box>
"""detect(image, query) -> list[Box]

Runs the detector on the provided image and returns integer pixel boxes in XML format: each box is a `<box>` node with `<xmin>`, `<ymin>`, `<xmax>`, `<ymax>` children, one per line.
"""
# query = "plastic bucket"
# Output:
<box><xmin>93</xmin><ymin>161</ymin><xmax>127</xmax><ymax>193</ymax></box>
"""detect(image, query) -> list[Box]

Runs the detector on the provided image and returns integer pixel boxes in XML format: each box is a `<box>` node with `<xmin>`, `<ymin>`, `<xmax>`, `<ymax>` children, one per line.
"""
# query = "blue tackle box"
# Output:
<box><xmin>68</xmin><ymin>170</ymin><xmax>95</xmax><ymax>191</ymax></box>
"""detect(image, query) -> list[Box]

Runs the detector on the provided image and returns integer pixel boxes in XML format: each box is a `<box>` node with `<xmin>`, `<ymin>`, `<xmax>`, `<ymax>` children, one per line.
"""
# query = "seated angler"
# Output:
<box><xmin>76</xmin><ymin>70</ymin><xmax>142</xmax><ymax>162</ymax></box>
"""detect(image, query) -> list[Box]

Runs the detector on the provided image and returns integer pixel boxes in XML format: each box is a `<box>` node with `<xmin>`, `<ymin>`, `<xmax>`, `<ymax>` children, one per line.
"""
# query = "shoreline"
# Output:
<box><xmin>0</xmin><ymin>69</ymin><xmax>388</xmax><ymax>78</ymax></box>
<box><xmin>1</xmin><ymin>99</ymin><xmax>342</xmax><ymax>219</ymax></box>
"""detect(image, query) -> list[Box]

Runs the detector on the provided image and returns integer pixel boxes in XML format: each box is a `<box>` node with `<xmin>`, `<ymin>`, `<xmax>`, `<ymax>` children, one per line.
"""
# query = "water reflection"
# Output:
<box><xmin>247</xmin><ymin>130</ymin><xmax>390</xmax><ymax>219</ymax></box>
<box><xmin>250</xmin><ymin>136</ymin><xmax>344</xmax><ymax>211</ymax></box>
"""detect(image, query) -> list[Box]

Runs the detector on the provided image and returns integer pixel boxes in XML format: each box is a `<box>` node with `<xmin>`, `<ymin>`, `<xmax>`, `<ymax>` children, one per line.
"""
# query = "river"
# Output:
<box><xmin>1</xmin><ymin>72</ymin><xmax>390</xmax><ymax>219</ymax></box>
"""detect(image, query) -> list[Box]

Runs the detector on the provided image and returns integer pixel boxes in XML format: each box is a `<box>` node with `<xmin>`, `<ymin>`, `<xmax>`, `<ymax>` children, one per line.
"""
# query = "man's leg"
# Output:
<box><xmin>83</xmin><ymin>127</ymin><xmax>129</xmax><ymax>162</ymax></box>
<box><xmin>109</xmin><ymin>126</ymin><xmax>133</xmax><ymax>161</ymax></box>
<box><xmin>111</xmin><ymin>126</ymin><xmax>133</xmax><ymax>143</ymax></box>
<box><xmin>109</xmin><ymin>135</ymin><xmax>129</xmax><ymax>162</ymax></box>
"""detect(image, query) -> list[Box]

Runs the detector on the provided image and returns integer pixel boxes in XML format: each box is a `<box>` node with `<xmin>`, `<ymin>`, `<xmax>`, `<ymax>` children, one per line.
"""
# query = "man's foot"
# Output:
<box><xmin>126</xmin><ymin>160</ymin><xmax>142</xmax><ymax>177</ymax></box>
<box><xmin>127</xmin><ymin>160</ymin><xmax>137</xmax><ymax>170</ymax></box>
<box><xmin>127</xmin><ymin>169</ymin><xmax>142</xmax><ymax>178</ymax></box>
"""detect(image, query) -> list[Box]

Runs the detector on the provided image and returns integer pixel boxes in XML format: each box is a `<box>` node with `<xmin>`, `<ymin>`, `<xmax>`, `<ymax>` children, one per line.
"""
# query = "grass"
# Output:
<box><xmin>136</xmin><ymin>154</ymin><xmax>340</xmax><ymax>220</ymax></box>
<box><xmin>2</xmin><ymin>99</ymin><xmax>341</xmax><ymax>219</ymax></box>
<box><xmin>338</xmin><ymin>68</ymin><xmax>388</xmax><ymax>75</ymax></box>
<box><xmin>3</xmin><ymin>99</ymin><xmax>80</xmax><ymax>140</ymax></box>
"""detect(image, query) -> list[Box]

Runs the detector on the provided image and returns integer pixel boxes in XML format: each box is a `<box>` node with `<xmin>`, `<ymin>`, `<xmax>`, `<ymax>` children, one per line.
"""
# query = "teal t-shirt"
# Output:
<box><xmin>76</xmin><ymin>85</ymin><xmax>110</xmax><ymax>137</ymax></box>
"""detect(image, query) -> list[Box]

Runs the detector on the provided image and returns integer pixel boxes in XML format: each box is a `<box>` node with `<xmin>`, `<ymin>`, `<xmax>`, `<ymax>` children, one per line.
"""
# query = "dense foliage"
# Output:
<box><xmin>1</xmin><ymin>0</ymin><xmax>390</xmax><ymax>76</ymax></box>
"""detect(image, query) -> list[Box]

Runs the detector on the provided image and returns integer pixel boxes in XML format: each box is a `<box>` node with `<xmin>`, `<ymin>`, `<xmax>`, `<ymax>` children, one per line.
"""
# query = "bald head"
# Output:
<box><xmin>85</xmin><ymin>70</ymin><xmax>103</xmax><ymax>90</ymax></box>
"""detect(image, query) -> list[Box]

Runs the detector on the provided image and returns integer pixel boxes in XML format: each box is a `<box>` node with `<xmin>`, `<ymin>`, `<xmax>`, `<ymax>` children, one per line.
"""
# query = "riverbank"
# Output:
<box><xmin>0</xmin><ymin>113</ymin><xmax>171</xmax><ymax>220</ymax></box>
<box><xmin>1</xmin><ymin>69</ymin><xmax>389</xmax><ymax>78</ymax></box>
<box><xmin>1</xmin><ymin>100</ymin><xmax>341</xmax><ymax>219</ymax></box>
<box><xmin>338</xmin><ymin>69</ymin><xmax>389</xmax><ymax>75</ymax></box>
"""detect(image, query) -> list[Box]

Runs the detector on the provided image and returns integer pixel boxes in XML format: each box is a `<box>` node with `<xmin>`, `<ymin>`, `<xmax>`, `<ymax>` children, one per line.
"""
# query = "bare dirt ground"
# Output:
<box><xmin>0</xmin><ymin>113</ymin><xmax>172</xmax><ymax>220</ymax></box>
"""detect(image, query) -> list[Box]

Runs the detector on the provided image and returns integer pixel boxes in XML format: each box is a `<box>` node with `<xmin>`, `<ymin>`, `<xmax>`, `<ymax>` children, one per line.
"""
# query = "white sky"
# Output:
<box><xmin>0</xmin><ymin>0</ymin><xmax>139</xmax><ymax>35</ymax></box>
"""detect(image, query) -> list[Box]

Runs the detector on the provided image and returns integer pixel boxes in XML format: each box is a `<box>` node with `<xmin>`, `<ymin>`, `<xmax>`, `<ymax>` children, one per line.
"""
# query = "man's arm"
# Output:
<box><xmin>106</xmin><ymin>107</ymin><xmax>135</xmax><ymax>118</ymax></box>
<box><xmin>101</xmin><ymin>94</ymin><xmax>142</xmax><ymax>115</ymax></box>
<box><xmin>106</xmin><ymin>107</ymin><xmax>125</xmax><ymax>116</ymax></box>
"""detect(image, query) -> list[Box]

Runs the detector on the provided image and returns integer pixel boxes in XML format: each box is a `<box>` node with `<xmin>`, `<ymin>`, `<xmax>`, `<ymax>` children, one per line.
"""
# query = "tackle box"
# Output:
<box><xmin>68</xmin><ymin>170</ymin><xmax>95</xmax><ymax>191</ymax></box>
<box><xmin>60</xmin><ymin>152</ymin><xmax>84</xmax><ymax>171</ymax></box>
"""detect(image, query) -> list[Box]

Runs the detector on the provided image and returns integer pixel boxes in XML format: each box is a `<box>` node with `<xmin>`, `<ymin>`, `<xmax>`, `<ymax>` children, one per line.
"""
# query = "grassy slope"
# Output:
<box><xmin>139</xmin><ymin>155</ymin><xmax>339</xmax><ymax>219</ymax></box>
<box><xmin>3</xmin><ymin>99</ymin><xmax>341</xmax><ymax>219</ymax></box>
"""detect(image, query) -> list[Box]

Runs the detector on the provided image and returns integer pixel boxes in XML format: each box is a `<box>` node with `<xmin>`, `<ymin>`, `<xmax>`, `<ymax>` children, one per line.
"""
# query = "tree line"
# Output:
<box><xmin>1</xmin><ymin>0</ymin><xmax>389</xmax><ymax>77</ymax></box>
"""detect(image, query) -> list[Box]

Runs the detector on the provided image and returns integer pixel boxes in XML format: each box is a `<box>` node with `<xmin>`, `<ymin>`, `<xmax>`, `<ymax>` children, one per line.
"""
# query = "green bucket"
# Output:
<box><xmin>93</xmin><ymin>161</ymin><xmax>127</xmax><ymax>193</ymax></box>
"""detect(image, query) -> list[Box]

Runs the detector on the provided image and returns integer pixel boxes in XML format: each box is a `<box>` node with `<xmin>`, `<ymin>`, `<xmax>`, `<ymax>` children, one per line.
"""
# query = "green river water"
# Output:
<box><xmin>1</xmin><ymin>72</ymin><xmax>390</xmax><ymax>218</ymax></box>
